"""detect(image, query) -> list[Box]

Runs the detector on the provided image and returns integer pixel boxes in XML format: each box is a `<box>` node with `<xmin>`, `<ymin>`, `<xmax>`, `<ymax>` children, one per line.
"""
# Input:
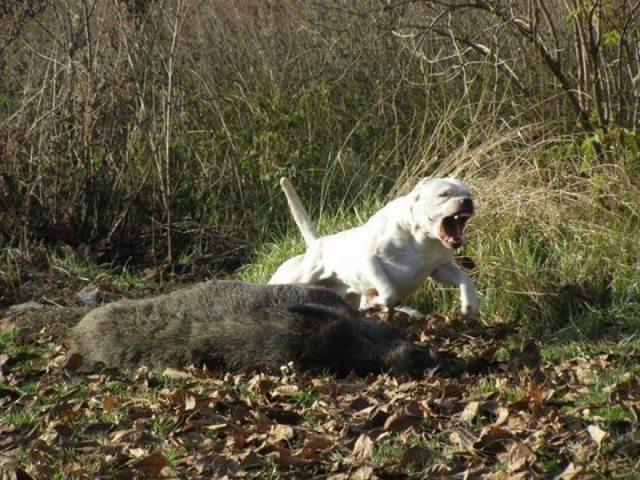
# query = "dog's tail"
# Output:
<box><xmin>280</xmin><ymin>177</ymin><xmax>318</xmax><ymax>247</ymax></box>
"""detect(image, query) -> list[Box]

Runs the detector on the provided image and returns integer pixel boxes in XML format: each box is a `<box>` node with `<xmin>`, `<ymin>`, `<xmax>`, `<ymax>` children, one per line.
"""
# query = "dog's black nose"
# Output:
<box><xmin>461</xmin><ymin>197</ymin><xmax>474</xmax><ymax>212</ymax></box>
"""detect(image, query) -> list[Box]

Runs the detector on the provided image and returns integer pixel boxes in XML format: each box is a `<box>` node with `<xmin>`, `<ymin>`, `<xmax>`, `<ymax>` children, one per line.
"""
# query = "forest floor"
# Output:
<box><xmin>1</xmin><ymin>253</ymin><xmax>639</xmax><ymax>479</ymax></box>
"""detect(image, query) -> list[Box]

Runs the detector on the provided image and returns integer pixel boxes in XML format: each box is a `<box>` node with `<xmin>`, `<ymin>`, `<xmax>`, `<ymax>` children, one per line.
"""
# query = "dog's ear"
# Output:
<box><xmin>446</xmin><ymin>177</ymin><xmax>467</xmax><ymax>188</ymax></box>
<box><xmin>286</xmin><ymin>303</ymin><xmax>354</xmax><ymax>322</ymax></box>
<box><xmin>411</xmin><ymin>177</ymin><xmax>433</xmax><ymax>194</ymax></box>
<box><xmin>416</xmin><ymin>177</ymin><xmax>433</xmax><ymax>186</ymax></box>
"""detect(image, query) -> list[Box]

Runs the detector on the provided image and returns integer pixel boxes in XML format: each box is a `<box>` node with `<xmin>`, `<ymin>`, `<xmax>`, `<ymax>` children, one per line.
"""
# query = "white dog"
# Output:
<box><xmin>269</xmin><ymin>177</ymin><xmax>479</xmax><ymax>319</ymax></box>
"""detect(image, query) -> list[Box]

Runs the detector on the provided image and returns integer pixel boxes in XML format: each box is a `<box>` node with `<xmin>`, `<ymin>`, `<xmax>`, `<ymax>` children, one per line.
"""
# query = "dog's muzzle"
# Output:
<box><xmin>439</xmin><ymin>198</ymin><xmax>474</xmax><ymax>249</ymax></box>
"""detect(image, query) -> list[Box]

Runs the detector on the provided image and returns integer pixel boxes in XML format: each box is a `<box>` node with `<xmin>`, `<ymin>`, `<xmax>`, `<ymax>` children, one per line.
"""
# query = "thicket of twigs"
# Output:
<box><xmin>1</xmin><ymin>0</ymin><xmax>637</xmax><ymax>266</ymax></box>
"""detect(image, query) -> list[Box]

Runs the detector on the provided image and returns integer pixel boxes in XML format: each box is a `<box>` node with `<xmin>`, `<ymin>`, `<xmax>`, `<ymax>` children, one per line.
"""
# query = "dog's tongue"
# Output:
<box><xmin>442</xmin><ymin>216</ymin><xmax>465</xmax><ymax>246</ymax></box>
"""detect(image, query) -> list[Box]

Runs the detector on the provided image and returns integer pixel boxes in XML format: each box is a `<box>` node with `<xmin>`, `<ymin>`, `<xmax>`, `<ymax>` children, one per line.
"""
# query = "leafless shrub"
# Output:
<box><xmin>328</xmin><ymin>0</ymin><xmax>640</xmax><ymax>134</ymax></box>
<box><xmin>0</xmin><ymin>0</ymin><xmax>637</xmax><ymax>268</ymax></box>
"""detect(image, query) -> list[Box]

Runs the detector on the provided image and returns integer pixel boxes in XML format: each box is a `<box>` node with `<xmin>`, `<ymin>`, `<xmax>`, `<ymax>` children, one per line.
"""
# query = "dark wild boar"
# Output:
<box><xmin>71</xmin><ymin>281</ymin><xmax>433</xmax><ymax>377</ymax></box>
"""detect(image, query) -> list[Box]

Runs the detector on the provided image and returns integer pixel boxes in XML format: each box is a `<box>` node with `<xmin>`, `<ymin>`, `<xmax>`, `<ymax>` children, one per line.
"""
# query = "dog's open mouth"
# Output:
<box><xmin>439</xmin><ymin>212</ymin><xmax>472</xmax><ymax>249</ymax></box>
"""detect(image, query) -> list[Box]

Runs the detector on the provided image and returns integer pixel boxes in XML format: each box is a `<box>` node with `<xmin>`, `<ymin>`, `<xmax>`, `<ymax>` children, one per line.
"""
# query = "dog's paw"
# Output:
<box><xmin>361</xmin><ymin>291</ymin><xmax>397</xmax><ymax>311</ymax></box>
<box><xmin>376</xmin><ymin>291</ymin><xmax>398</xmax><ymax>310</ymax></box>
<box><xmin>460</xmin><ymin>303</ymin><xmax>480</xmax><ymax>321</ymax></box>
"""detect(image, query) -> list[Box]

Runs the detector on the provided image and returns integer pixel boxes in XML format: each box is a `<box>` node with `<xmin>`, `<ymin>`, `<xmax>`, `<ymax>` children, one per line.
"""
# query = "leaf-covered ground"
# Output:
<box><xmin>2</xmin><ymin>298</ymin><xmax>640</xmax><ymax>480</ymax></box>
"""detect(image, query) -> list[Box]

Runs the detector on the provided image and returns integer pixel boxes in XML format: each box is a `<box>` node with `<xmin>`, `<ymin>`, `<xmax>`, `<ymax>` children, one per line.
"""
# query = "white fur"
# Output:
<box><xmin>269</xmin><ymin>177</ymin><xmax>479</xmax><ymax>319</ymax></box>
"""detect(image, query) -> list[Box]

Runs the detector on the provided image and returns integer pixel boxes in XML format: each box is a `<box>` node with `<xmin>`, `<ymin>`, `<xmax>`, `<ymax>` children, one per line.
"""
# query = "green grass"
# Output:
<box><xmin>592</xmin><ymin>405</ymin><xmax>634</xmax><ymax>424</ymax></box>
<box><xmin>535</xmin><ymin>448</ymin><xmax>565</xmax><ymax>475</ymax></box>
<box><xmin>368</xmin><ymin>435</ymin><xmax>445</xmax><ymax>474</ymax></box>
<box><xmin>237</xmin><ymin>146</ymin><xmax>640</xmax><ymax>340</ymax></box>
<box><xmin>3</xmin><ymin>411</ymin><xmax>38</xmax><ymax>427</ymax></box>
<box><xmin>248</xmin><ymin>457</ymin><xmax>279</xmax><ymax>480</ymax></box>
<box><xmin>466</xmin><ymin>376</ymin><xmax>521</xmax><ymax>403</ymax></box>
<box><xmin>150</xmin><ymin>416</ymin><xmax>176</xmax><ymax>437</ymax></box>
<box><xmin>162</xmin><ymin>446</ymin><xmax>188</xmax><ymax>467</ymax></box>
<box><xmin>290</xmin><ymin>390</ymin><xmax>318</xmax><ymax>407</ymax></box>
<box><xmin>0</xmin><ymin>329</ymin><xmax>18</xmax><ymax>351</ymax></box>
<box><xmin>47</xmin><ymin>249</ymin><xmax>152</xmax><ymax>293</ymax></box>
<box><xmin>371</xmin><ymin>437</ymin><xmax>406</xmax><ymax>465</ymax></box>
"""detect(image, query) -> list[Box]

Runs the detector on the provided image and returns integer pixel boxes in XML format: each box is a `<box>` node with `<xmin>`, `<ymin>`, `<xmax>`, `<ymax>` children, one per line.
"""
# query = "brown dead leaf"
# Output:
<box><xmin>254</xmin><ymin>410</ymin><xmax>273</xmax><ymax>434</ymax></box>
<box><xmin>401</xmin><ymin>446</ymin><xmax>431</xmax><ymax>466</ymax></box>
<box><xmin>226</xmin><ymin>424</ymin><xmax>247</xmax><ymax>449</ymax></box>
<box><xmin>0</xmin><ymin>388</ymin><xmax>23</xmax><ymax>405</ymax></box>
<box><xmin>270</xmin><ymin>424</ymin><xmax>295</xmax><ymax>442</ymax></box>
<box><xmin>363</xmin><ymin>408</ymin><xmax>390</xmax><ymax>430</ymax></box>
<box><xmin>527</xmin><ymin>382</ymin><xmax>544</xmax><ymax>406</ymax></box>
<box><xmin>587</xmin><ymin>424</ymin><xmax>608</xmax><ymax>447</ymax></box>
<box><xmin>351</xmin><ymin>465</ymin><xmax>375</xmax><ymax>479</ymax></box>
<box><xmin>238</xmin><ymin>450</ymin><xmax>266</xmax><ymax>469</ymax></box>
<box><xmin>277</xmin><ymin>446</ymin><xmax>310</xmax><ymax>468</ymax></box>
<box><xmin>192</xmin><ymin>454</ymin><xmax>239</xmax><ymax>476</ymax></box>
<box><xmin>450</xmin><ymin>430</ymin><xmax>478</xmax><ymax>455</ymax></box>
<box><xmin>184</xmin><ymin>394</ymin><xmax>196</xmax><ymax>411</ymax></box>
<box><xmin>459</xmin><ymin>401</ymin><xmax>480</xmax><ymax>422</ymax></box>
<box><xmin>497</xmin><ymin>442</ymin><xmax>535</xmax><ymax>472</ymax></box>
<box><xmin>261</xmin><ymin>406</ymin><xmax>304</xmax><ymax>425</ymax></box>
<box><xmin>348</xmin><ymin>397</ymin><xmax>371</xmax><ymax>412</ymax></box>
<box><xmin>63</xmin><ymin>353</ymin><xmax>84</xmax><ymax>372</ymax></box>
<box><xmin>351</xmin><ymin>433</ymin><xmax>375</xmax><ymax>461</ymax></box>
<box><xmin>383</xmin><ymin>404</ymin><xmax>423</xmax><ymax>432</ymax></box>
<box><xmin>162</xmin><ymin>367</ymin><xmax>194</xmax><ymax>380</ymax></box>
<box><xmin>520</xmin><ymin>341</ymin><xmax>541</xmax><ymax>369</ymax></box>
<box><xmin>476</xmin><ymin>426</ymin><xmax>513</xmax><ymax>454</ymax></box>
<box><xmin>303</xmin><ymin>435</ymin><xmax>333</xmax><ymax>453</ymax></box>
<box><xmin>248</xmin><ymin>374</ymin><xmax>274</xmax><ymax>395</ymax></box>
<box><xmin>134</xmin><ymin>451</ymin><xmax>166</xmax><ymax>478</ymax></box>
<box><xmin>556</xmin><ymin>462</ymin><xmax>584</xmax><ymax>480</ymax></box>
<box><xmin>0</xmin><ymin>468</ymin><xmax>34</xmax><ymax>480</ymax></box>
<box><xmin>102</xmin><ymin>395</ymin><xmax>119</xmax><ymax>411</ymax></box>
<box><xmin>272</xmin><ymin>384</ymin><xmax>300</xmax><ymax>397</ymax></box>
<box><xmin>491</xmin><ymin>406</ymin><xmax>509</xmax><ymax>427</ymax></box>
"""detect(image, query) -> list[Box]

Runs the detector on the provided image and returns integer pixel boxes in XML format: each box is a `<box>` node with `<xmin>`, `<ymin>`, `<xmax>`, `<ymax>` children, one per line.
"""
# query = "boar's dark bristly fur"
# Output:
<box><xmin>70</xmin><ymin>281</ymin><xmax>433</xmax><ymax>377</ymax></box>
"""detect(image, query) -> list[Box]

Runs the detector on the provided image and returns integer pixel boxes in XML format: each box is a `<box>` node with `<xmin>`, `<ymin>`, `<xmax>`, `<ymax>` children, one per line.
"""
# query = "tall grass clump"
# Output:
<box><xmin>1</xmin><ymin>1</ymin><xmax>638</xmax><ymax>328</ymax></box>
<box><xmin>242</xmin><ymin>115</ymin><xmax>640</xmax><ymax>332</ymax></box>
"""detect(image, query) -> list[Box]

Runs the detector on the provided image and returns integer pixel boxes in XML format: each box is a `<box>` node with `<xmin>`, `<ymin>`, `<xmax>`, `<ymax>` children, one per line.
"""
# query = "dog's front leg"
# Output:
<box><xmin>431</xmin><ymin>261</ymin><xmax>479</xmax><ymax>320</ymax></box>
<box><xmin>360</xmin><ymin>257</ymin><xmax>398</xmax><ymax>313</ymax></box>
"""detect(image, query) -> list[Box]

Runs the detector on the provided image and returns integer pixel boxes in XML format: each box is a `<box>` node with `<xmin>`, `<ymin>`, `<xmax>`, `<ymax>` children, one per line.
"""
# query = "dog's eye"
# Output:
<box><xmin>439</xmin><ymin>192</ymin><xmax>449</xmax><ymax>198</ymax></box>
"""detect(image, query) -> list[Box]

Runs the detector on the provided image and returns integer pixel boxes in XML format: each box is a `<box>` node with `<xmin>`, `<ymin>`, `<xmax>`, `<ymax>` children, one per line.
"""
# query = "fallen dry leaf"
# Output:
<box><xmin>587</xmin><ymin>424</ymin><xmax>608</xmax><ymax>447</ymax></box>
<box><xmin>383</xmin><ymin>404</ymin><xmax>423</xmax><ymax>432</ymax></box>
<box><xmin>102</xmin><ymin>395</ymin><xmax>119</xmax><ymax>411</ymax></box>
<box><xmin>272</xmin><ymin>385</ymin><xmax>300</xmax><ymax>397</ymax></box>
<box><xmin>497</xmin><ymin>442</ymin><xmax>535</xmax><ymax>472</ymax></box>
<box><xmin>351</xmin><ymin>465</ymin><xmax>374</xmax><ymax>479</ymax></box>
<box><xmin>134</xmin><ymin>451</ymin><xmax>166</xmax><ymax>478</ymax></box>
<box><xmin>450</xmin><ymin>430</ymin><xmax>478</xmax><ymax>455</ymax></box>
<box><xmin>184</xmin><ymin>393</ymin><xmax>196</xmax><ymax>411</ymax></box>
<box><xmin>401</xmin><ymin>445</ymin><xmax>431</xmax><ymax>466</ymax></box>
<box><xmin>270</xmin><ymin>424</ymin><xmax>295</xmax><ymax>442</ymax></box>
<box><xmin>162</xmin><ymin>367</ymin><xmax>194</xmax><ymax>380</ymax></box>
<box><xmin>63</xmin><ymin>353</ymin><xmax>84</xmax><ymax>372</ymax></box>
<box><xmin>556</xmin><ymin>462</ymin><xmax>584</xmax><ymax>480</ymax></box>
<box><xmin>459</xmin><ymin>401</ymin><xmax>480</xmax><ymax>422</ymax></box>
<box><xmin>350</xmin><ymin>433</ymin><xmax>375</xmax><ymax>461</ymax></box>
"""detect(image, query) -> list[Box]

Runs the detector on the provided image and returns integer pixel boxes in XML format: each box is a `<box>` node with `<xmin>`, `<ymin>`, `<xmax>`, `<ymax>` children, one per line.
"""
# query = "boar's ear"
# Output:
<box><xmin>286</xmin><ymin>303</ymin><xmax>353</xmax><ymax>321</ymax></box>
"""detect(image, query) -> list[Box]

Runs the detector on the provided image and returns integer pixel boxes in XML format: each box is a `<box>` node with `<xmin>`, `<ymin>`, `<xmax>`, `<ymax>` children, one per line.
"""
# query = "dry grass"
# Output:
<box><xmin>1</xmin><ymin>0</ymin><xmax>637</xmax><ymax>267</ymax></box>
